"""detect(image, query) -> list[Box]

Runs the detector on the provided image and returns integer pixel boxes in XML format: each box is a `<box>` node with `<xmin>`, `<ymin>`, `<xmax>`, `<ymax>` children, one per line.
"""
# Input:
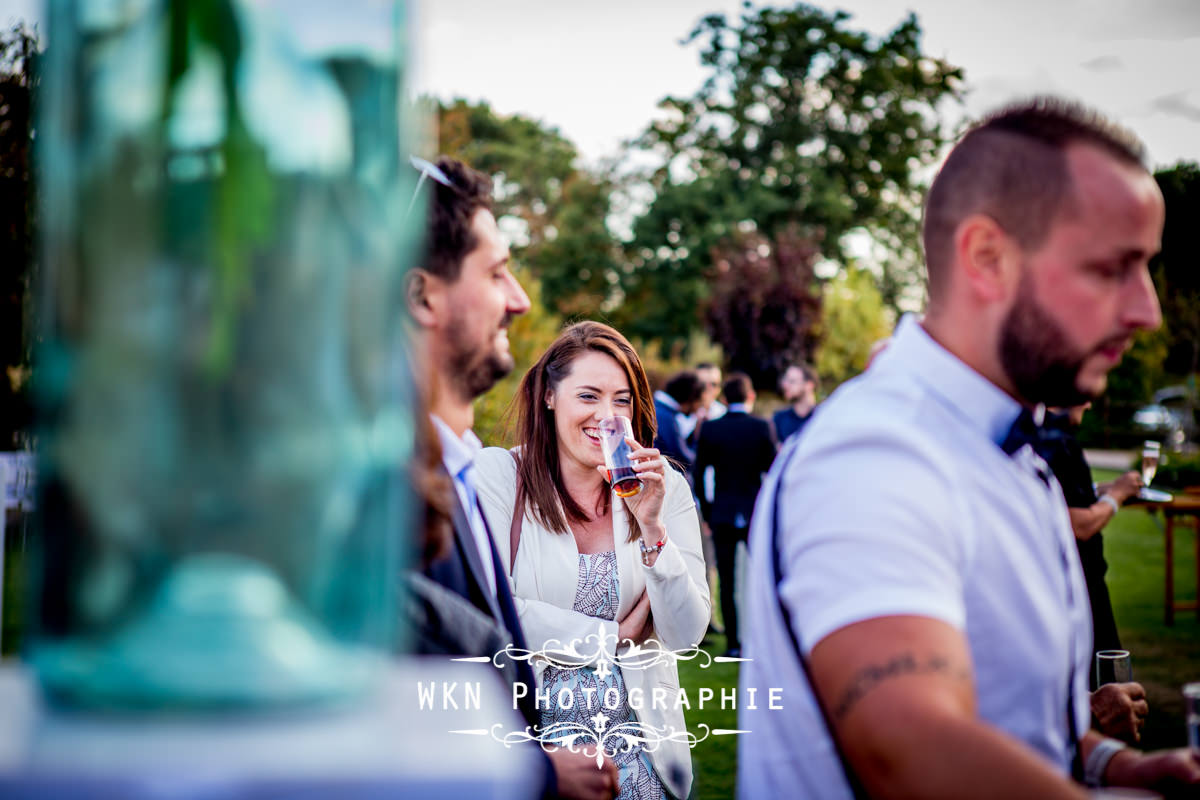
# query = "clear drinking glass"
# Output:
<box><xmin>1094</xmin><ymin>650</ymin><xmax>1133</xmax><ymax>686</ymax></box>
<box><xmin>1141</xmin><ymin>441</ymin><xmax>1161</xmax><ymax>486</ymax></box>
<box><xmin>1185</xmin><ymin>683</ymin><xmax>1200</xmax><ymax>756</ymax></box>
<box><xmin>598</xmin><ymin>416</ymin><xmax>642</xmax><ymax>498</ymax></box>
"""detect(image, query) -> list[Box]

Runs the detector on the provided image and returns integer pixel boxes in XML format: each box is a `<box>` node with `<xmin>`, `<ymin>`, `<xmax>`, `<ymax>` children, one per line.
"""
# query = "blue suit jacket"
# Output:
<box><xmin>654</xmin><ymin>397</ymin><xmax>694</xmax><ymax>480</ymax></box>
<box><xmin>421</xmin><ymin>468</ymin><xmax>555</xmax><ymax>796</ymax></box>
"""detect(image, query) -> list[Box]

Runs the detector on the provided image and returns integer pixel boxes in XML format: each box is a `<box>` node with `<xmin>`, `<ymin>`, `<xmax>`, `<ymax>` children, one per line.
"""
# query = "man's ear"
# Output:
<box><xmin>954</xmin><ymin>214</ymin><xmax>1022</xmax><ymax>303</ymax></box>
<box><xmin>405</xmin><ymin>269</ymin><xmax>440</xmax><ymax>328</ymax></box>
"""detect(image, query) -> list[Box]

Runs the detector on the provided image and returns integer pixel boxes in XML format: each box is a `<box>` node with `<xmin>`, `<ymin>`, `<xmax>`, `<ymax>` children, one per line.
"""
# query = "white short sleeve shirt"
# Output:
<box><xmin>738</xmin><ymin>315</ymin><xmax>1092</xmax><ymax>799</ymax></box>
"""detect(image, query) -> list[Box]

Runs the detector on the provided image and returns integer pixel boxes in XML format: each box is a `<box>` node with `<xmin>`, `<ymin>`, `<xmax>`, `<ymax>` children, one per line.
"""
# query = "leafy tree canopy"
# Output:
<box><xmin>625</xmin><ymin>2</ymin><xmax>963</xmax><ymax>351</ymax></box>
<box><xmin>1152</xmin><ymin>162</ymin><xmax>1200</xmax><ymax>376</ymax></box>
<box><xmin>435</xmin><ymin>99</ymin><xmax>622</xmax><ymax>318</ymax></box>
<box><xmin>0</xmin><ymin>22</ymin><xmax>37</xmax><ymax>447</ymax></box>
<box><xmin>704</xmin><ymin>226</ymin><xmax>821</xmax><ymax>388</ymax></box>
<box><xmin>814</xmin><ymin>266</ymin><xmax>893</xmax><ymax>387</ymax></box>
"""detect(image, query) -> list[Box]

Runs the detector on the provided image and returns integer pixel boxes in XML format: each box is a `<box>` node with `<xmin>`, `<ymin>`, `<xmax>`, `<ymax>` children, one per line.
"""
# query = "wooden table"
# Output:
<box><xmin>1136</xmin><ymin>492</ymin><xmax>1200</xmax><ymax>625</ymax></box>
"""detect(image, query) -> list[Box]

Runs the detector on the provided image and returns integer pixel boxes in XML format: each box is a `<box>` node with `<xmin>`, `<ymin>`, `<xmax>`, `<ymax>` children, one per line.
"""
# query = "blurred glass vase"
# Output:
<box><xmin>30</xmin><ymin>0</ymin><xmax>417</xmax><ymax>708</ymax></box>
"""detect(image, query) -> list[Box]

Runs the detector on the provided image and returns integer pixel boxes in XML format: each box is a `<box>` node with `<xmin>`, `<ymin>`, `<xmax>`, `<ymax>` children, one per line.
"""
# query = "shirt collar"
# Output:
<box><xmin>727</xmin><ymin>402</ymin><xmax>750</xmax><ymax>413</ymax></box>
<box><xmin>431</xmin><ymin>414</ymin><xmax>483</xmax><ymax>479</ymax></box>
<box><xmin>654</xmin><ymin>390</ymin><xmax>681</xmax><ymax>412</ymax></box>
<box><xmin>887</xmin><ymin>314</ymin><xmax>1022</xmax><ymax>448</ymax></box>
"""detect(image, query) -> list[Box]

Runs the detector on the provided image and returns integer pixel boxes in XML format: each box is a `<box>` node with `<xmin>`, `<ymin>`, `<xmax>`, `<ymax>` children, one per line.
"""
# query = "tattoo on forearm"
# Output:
<box><xmin>832</xmin><ymin>652</ymin><xmax>971</xmax><ymax>721</ymax></box>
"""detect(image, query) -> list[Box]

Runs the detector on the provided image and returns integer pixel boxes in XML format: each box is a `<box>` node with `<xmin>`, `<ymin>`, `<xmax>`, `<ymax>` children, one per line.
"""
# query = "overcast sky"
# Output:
<box><xmin>5</xmin><ymin>0</ymin><xmax>1198</xmax><ymax>169</ymax></box>
<box><xmin>411</xmin><ymin>0</ymin><xmax>1200</xmax><ymax>170</ymax></box>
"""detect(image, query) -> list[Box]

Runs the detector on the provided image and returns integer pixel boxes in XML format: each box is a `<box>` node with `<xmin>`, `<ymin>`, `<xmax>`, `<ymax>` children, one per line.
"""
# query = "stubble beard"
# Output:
<box><xmin>998</xmin><ymin>274</ymin><xmax>1097</xmax><ymax>408</ymax></box>
<box><xmin>445</xmin><ymin>313</ymin><xmax>516</xmax><ymax>401</ymax></box>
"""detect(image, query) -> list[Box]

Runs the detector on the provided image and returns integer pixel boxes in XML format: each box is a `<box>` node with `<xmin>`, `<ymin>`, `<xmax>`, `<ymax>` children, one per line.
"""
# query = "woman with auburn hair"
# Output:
<box><xmin>475</xmin><ymin>321</ymin><xmax>709</xmax><ymax>800</ymax></box>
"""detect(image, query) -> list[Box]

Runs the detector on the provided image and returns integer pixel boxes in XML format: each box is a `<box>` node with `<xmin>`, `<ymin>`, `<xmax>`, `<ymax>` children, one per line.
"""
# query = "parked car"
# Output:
<box><xmin>1132</xmin><ymin>386</ymin><xmax>1197</xmax><ymax>448</ymax></box>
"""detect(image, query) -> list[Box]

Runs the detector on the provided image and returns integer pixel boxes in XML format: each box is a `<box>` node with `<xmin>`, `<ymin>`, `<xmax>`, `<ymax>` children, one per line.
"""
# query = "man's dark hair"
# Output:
<box><xmin>722</xmin><ymin>372</ymin><xmax>753</xmax><ymax>405</ymax></box>
<box><xmin>421</xmin><ymin>156</ymin><xmax>494</xmax><ymax>282</ymax></box>
<box><xmin>922</xmin><ymin>97</ymin><xmax>1148</xmax><ymax>302</ymax></box>
<box><xmin>781</xmin><ymin>363</ymin><xmax>818</xmax><ymax>390</ymax></box>
<box><xmin>664</xmin><ymin>370</ymin><xmax>704</xmax><ymax>406</ymax></box>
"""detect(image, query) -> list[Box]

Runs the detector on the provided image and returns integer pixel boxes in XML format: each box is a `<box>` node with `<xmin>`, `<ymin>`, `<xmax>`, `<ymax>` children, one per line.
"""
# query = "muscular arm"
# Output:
<box><xmin>808</xmin><ymin>615</ymin><xmax>1088</xmax><ymax>800</ymax></box>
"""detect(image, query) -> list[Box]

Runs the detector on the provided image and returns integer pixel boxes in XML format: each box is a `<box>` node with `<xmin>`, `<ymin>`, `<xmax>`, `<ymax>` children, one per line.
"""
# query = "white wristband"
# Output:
<box><xmin>1084</xmin><ymin>737</ymin><xmax>1128</xmax><ymax>787</ymax></box>
<box><xmin>1098</xmin><ymin>494</ymin><xmax>1120</xmax><ymax>514</ymax></box>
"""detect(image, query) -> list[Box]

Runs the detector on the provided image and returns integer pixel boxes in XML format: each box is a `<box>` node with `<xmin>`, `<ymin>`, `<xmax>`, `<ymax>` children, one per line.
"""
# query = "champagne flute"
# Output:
<box><xmin>1186</xmin><ymin>683</ymin><xmax>1200</xmax><ymax>756</ymax></box>
<box><xmin>1094</xmin><ymin>650</ymin><xmax>1132</xmax><ymax>686</ymax></box>
<box><xmin>1141</xmin><ymin>441</ymin><xmax>1160</xmax><ymax>487</ymax></box>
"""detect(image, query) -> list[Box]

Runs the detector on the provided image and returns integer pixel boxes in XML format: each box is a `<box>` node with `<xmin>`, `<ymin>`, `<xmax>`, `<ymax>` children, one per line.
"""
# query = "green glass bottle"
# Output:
<box><xmin>30</xmin><ymin>0</ymin><xmax>418</xmax><ymax>709</ymax></box>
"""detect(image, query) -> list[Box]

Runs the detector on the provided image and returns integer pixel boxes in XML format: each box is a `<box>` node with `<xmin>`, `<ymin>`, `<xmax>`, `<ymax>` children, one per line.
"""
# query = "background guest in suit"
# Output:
<box><xmin>679</xmin><ymin>362</ymin><xmax>727</xmax><ymax>448</ymax></box>
<box><xmin>405</xmin><ymin>156</ymin><xmax>617</xmax><ymax>800</ymax></box>
<box><xmin>679</xmin><ymin>362</ymin><xmax>728</xmax><ymax>639</ymax></box>
<box><xmin>1038</xmin><ymin>403</ymin><xmax>1149</xmax><ymax>744</ymax></box>
<box><xmin>692</xmin><ymin>372</ymin><xmax>777</xmax><ymax>657</ymax></box>
<box><xmin>772</xmin><ymin>363</ymin><xmax>818</xmax><ymax>443</ymax></box>
<box><xmin>652</xmin><ymin>370</ymin><xmax>704</xmax><ymax>478</ymax></box>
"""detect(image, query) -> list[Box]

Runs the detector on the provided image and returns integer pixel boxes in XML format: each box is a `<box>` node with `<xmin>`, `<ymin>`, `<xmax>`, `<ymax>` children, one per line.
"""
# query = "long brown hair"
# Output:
<box><xmin>515</xmin><ymin>321</ymin><xmax>656</xmax><ymax>542</ymax></box>
<box><xmin>407</xmin><ymin>346</ymin><xmax>453</xmax><ymax>568</ymax></box>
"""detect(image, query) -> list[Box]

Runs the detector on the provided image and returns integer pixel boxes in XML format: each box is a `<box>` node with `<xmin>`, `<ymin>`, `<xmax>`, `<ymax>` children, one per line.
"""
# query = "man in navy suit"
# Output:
<box><xmin>692</xmin><ymin>372</ymin><xmax>777</xmax><ymax>656</ymax></box>
<box><xmin>406</xmin><ymin>156</ymin><xmax>618</xmax><ymax>800</ymax></box>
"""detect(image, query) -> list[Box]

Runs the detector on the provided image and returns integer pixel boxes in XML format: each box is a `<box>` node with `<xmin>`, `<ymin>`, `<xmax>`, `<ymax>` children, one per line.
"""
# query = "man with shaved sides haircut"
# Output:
<box><xmin>739</xmin><ymin>99</ymin><xmax>1200</xmax><ymax>798</ymax></box>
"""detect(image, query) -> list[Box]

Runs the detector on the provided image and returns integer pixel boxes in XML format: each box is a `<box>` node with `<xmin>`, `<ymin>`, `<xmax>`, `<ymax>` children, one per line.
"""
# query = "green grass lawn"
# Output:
<box><xmin>1092</xmin><ymin>468</ymin><xmax>1200</xmax><ymax>751</ymax></box>
<box><xmin>679</xmin><ymin>470</ymin><xmax>1200</xmax><ymax>797</ymax></box>
<box><xmin>677</xmin><ymin>632</ymin><xmax>740</xmax><ymax>799</ymax></box>
<box><xmin>4</xmin><ymin>478</ymin><xmax>1196</xmax><ymax>797</ymax></box>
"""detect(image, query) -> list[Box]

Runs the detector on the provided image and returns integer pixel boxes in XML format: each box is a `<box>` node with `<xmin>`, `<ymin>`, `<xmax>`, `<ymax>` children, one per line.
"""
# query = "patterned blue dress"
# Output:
<box><xmin>540</xmin><ymin>551</ymin><xmax>664</xmax><ymax>799</ymax></box>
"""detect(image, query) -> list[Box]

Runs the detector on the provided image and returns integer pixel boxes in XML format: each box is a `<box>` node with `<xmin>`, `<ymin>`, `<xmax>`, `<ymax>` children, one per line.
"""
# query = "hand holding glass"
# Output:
<box><xmin>1095</xmin><ymin>650</ymin><xmax>1132</xmax><ymax>686</ymax></box>
<box><xmin>599</xmin><ymin>416</ymin><xmax>642</xmax><ymax>498</ymax></box>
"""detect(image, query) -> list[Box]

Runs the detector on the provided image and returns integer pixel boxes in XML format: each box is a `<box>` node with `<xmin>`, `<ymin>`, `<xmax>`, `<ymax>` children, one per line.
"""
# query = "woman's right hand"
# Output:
<box><xmin>617</xmin><ymin>590</ymin><xmax>652</xmax><ymax>645</ymax></box>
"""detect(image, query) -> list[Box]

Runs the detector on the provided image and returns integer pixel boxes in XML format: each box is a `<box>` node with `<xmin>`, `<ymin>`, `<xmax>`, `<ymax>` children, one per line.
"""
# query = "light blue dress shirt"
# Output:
<box><xmin>739</xmin><ymin>315</ymin><xmax>1091</xmax><ymax>799</ymax></box>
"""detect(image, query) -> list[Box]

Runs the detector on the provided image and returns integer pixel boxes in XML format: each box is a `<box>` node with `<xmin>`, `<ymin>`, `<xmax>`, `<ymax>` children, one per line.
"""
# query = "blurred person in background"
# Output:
<box><xmin>1039</xmin><ymin>403</ymin><xmax>1148</xmax><ymax>744</ymax></box>
<box><xmin>680</xmin><ymin>361</ymin><xmax>727</xmax><ymax>639</ymax></box>
<box><xmin>679</xmin><ymin>362</ymin><xmax>727</xmax><ymax>446</ymax></box>
<box><xmin>692</xmin><ymin>372</ymin><xmax>776</xmax><ymax>657</ymax></box>
<box><xmin>652</xmin><ymin>370</ymin><xmax>704</xmax><ymax>479</ymax></box>
<box><xmin>772</xmin><ymin>363</ymin><xmax>819</xmax><ymax>443</ymax></box>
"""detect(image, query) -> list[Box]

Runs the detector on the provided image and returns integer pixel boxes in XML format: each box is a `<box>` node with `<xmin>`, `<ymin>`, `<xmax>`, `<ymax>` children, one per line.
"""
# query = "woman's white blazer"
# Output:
<box><xmin>474</xmin><ymin>446</ymin><xmax>711</xmax><ymax>800</ymax></box>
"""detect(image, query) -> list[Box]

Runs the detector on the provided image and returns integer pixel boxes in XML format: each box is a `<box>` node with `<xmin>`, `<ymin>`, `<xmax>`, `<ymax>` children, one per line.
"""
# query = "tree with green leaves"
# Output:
<box><xmin>704</xmin><ymin>226</ymin><xmax>821</xmax><ymax>388</ymax></box>
<box><xmin>0</xmin><ymin>23</ymin><xmax>36</xmax><ymax>448</ymax></box>
<box><xmin>1152</xmin><ymin>162</ymin><xmax>1200</xmax><ymax>377</ymax></box>
<box><xmin>435</xmin><ymin>99</ymin><xmax>622</xmax><ymax>318</ymax></box>
<box><xmin>814</xmin><ymin>266</ymin><xmax>893</xmax><ymax>386</ymax></box>
<box><xmin>623</xmin><ymin>3</ymin><xmax>963</xmax><ymax>353</ymax></box>
<box><xmin>1075</xmin><ymin>163</ymin><xmax>1198</xmax><ymax>445</ymax></box>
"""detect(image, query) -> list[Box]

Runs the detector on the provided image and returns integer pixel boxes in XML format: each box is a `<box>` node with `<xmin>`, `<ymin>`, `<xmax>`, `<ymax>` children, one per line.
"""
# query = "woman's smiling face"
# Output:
<box><xmin>547</xmin><ymin>350</ymin><xmax>633</xmax><ymax>475</ymax></box>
